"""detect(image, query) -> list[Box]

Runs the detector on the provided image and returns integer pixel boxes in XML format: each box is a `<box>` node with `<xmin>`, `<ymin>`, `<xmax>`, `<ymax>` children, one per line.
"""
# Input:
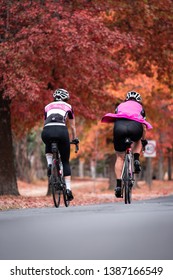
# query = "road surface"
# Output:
<box><xmin>0</xmin><ymin>196</ymin><xmax>173</xmax><ymax>260</ymax></box>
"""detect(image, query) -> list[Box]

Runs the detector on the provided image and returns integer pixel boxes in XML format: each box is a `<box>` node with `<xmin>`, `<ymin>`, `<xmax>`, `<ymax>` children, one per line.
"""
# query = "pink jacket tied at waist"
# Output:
<box><xmin>101</xmin><ymin>100</ymin><xmax>152</xmax><ymax>130</ymax></box>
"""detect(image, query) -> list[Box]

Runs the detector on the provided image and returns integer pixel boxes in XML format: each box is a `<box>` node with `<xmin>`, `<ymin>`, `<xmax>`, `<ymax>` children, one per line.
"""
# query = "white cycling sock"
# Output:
<box><xmin>46</xmin><ymin>153</ymin><xmax>53</xmax><ymax>166</ymax></box>
<box><xmin>64</xmin><ymin>177</ymin><xmax>71</xmax><ymax>190</ymax></box>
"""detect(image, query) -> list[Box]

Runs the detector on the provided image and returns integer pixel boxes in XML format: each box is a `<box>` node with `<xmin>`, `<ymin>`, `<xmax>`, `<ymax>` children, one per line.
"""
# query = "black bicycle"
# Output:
<box><xmin>121</xmin><ymin>138</ymin><xmax>135</xmax><ymax>204</ymax></box>
<box><xmin>49</xmin><ymin>140</ymin><xmax>79</xmax><ymax>208</ymax></box>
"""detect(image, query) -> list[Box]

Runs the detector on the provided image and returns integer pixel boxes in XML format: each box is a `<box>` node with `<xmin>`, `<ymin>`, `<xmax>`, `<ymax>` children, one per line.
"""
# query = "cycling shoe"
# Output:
<box><xmin>115</xmin><ymin>186</ymin><xmax>122</xmax><ymax>198</ymax></box>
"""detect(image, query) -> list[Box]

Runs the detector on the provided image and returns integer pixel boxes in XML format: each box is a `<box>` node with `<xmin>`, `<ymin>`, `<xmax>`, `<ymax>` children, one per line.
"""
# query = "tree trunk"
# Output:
<box><xmin>145</xmin><ymin>157</ymin><xmax>152</xmax><ymax>188</ymax></box>
<box><xmin>106</xmin><ymin>153</ymin><xmax>116</xmax><ymax>190</ymax></box>
<box><xmin>29</xmin><ymin>129</ymin><xmax>46</xmax><ymax>181</ymax></box>
<box><xmin>90</xmin><ymin>159</ymin><xmax>96</xmax><ymax>179</ymax></box>
<box><xmin>167</xmin><ymin>148</ymin><xmax>172</xmax><ymax>181</ymax></box>
<box><xmin>79</xmin><ymin>158</ymin><xmax>84</xmax><ymax>177</ymax></box>
<box><xmin>0</xmin><ymin>93</ymin><xmax>18</xmax><ymax>195</ymax></box>
<box><xmin>15</xmin><ymin>128</ymin><xmax>47</xmax><ymax>182</ymax></box>
<box><xmin>15</xmin><ymin>137</ymin><xmax>31</xmax><ymax>183</ymax></box>
<box><xmin>158</xmin><ymin>149</ymin><xmax>164</xmax><ymax>180</ymax></box>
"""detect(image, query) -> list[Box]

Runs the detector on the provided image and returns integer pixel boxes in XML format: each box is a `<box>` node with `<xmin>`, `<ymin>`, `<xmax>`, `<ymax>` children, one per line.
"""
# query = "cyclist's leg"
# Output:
<box><xmin>58</xmin><ymin>128</ymin><xmax>71</xmax><ymax>176</ymax></box>
<box><xmin>133</xmin><ymin>140</ymin><xmax>142</xmax><ymax>173</ymax></box>
<box><xmin>41</xmin><ymin>127</ymin><xmax>53</xmax><ymax>176</ymax></box>
<box><xmin>58</xmin><ymin>127</ymin><xmax>74</xmax><ymax>201</ymax></box>
<box><xmin>133</xmin><ymin>140</ymin><xmax>142</xmax><ymax>154</ymax></box>
<box><xmin>115</xmin><ymin>151</ymin><xmax>125</xmax><ymax>179</ymax></box>
<box><xmin>127</xmin><ymin>121</ymin><xmax>143</xmax><ymax>173</ymax></box>
<box><xmin>113</xmin><ymin>120</ymin><xmax>127</xmax><ymax>197</ymax></box>
<box><xmin>114</xmin><ymin>151</ymin><xmax>125</xmax><ymax>197</ymax></box>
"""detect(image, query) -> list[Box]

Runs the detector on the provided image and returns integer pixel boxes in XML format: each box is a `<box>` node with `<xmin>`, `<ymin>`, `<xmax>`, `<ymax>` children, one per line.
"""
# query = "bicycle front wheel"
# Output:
<box><xmin>50</xmin><ymin>161</ymin><xmax>61</xmax><ymax>207</ymax></box>
<box><xmin>125</xmin><ymin>181</ymin><xmax>132</xmax><ymax>204</ymax></box>
<box><xmin>63</xmin><ymin>187</ymin><xmax>70</xmax><ymax>207</ymax></box>
<box><xmin>123</xmin><ymin>156</ymin><xmax>131</xmax><ymax>204</ymax></box>
<box><xmin>51</xmin><ymin>176</ymin><xmax>61</xmax><ymax>207</ymax></box>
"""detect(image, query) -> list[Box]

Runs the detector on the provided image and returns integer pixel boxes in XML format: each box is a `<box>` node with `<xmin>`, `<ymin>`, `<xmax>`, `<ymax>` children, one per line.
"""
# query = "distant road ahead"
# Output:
<box><xmin>0</xmin><ymin>196</ymin><xmax>173</xmax><ymax>260</ymax></box>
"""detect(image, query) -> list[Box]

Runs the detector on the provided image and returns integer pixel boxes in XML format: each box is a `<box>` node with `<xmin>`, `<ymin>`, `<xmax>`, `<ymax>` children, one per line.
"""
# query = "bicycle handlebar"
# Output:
<box><xmin>141</xmin><ymin>139</ymin><xmax>148</xmax><ymax>152</ymax></box>
<box><xmin>70</xmin><ymin>141</ymin><xmax>79</xmax><ymax>153</ymax></box>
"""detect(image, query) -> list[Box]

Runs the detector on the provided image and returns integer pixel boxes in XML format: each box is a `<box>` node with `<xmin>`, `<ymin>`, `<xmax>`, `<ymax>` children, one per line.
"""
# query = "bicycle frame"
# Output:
<box><xmin>121</xmin><ymin>138</ymin><xmax>135</xmax><ymax>204</ymax></box>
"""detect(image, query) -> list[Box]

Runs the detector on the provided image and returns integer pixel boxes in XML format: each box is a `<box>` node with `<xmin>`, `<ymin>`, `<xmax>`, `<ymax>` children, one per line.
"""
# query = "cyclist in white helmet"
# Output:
<box><xmin>102</xmin><ymin>91</ymin><xmax>152</xmax><ymax>198</ymax></box>
<box><xmin>41</xmin><ymin>88</ymin><xmax>79</xmax><ymax>201</ymax></box>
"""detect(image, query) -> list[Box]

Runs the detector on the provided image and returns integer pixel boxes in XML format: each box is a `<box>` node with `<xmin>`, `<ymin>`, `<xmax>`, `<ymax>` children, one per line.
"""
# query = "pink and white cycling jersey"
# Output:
<box><xmin>102</xmin><ymin>100</ymin><xmax>152</xmax><ymax>130</ymax></box>
<box><xmin>44</xmin><ymin>101</ymin><xmax>74</xmax><ymax>127</ymax></box>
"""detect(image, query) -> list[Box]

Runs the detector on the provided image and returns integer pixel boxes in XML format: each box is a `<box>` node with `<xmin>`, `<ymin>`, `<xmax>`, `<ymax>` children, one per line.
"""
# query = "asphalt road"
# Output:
<box><xmin>0</xmin><ymin>196</ymin><xmax>173</xmax><ymax>260</ymax></box>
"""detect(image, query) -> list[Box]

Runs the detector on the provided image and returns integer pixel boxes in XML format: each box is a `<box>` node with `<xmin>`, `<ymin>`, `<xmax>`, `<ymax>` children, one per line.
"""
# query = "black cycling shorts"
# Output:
<box><xmin>41</xmin><ymin>125</ymin><xmax>71</xmax><ymax>176</ymax></box>
<box><xmin>113</xmin><ymin>119</ymin><xmax>143</xmax><ymax>152</ymax></box>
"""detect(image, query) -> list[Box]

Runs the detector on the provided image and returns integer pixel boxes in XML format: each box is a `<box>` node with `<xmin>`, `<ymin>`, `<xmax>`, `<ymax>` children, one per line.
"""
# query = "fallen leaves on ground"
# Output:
<box><xmin>0</xmin><ymin>178</ymin><xmax>173</xmax><ymax>210</ymax></box>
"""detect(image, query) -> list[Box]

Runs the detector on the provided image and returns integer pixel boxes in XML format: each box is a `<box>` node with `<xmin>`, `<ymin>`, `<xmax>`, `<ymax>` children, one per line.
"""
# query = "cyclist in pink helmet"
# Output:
<box><xmin>41</xmin><ymin>88</ymin><xmax>79</xmax><ymax>201</ymax></box>
<box><xmin>102</xmin><ymin>91</ymin><xmax>152</xmax><ymax>198</ymax></box>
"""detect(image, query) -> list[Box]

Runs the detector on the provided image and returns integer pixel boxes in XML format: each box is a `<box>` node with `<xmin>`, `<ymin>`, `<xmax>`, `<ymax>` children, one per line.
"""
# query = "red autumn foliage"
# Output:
<box><xmin>0</xmin><ymin>0</ymin><xmax>172</xmax><ymax>195</ymax></box>
<box><xmin>1</xmin><ymin>0</ymin><xmax>172</xmax><ymax>133</ymax></box>
<box><xmin>1</xmin><ymin>0</ymin><xmax>139</xmax><ymax>135</ymax></box>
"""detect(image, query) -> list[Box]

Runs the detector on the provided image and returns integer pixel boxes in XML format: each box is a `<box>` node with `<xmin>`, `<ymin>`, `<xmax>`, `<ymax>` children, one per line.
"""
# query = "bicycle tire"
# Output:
<box><xmin>128</xmin><ymin>152</ymin><xmax>134</xmax><ymax>204</ymax></box>
<box><xmin>51</xmin><ymin>161</ymin><xmax>61</xmax><ymax>208</ymax></box>
<box><xmin>50</xmin><ymin>143</ymin><xmax>73</xmax><ymax>208</ymax></box>
<box><xmin>123</xmin><ymin>156</ymin><xmax>131</xmax><ymax>204</ymax></box>
<box><xmin>52</xmin><ymin>182</ymin><xmax>61</xmax><ymax>207</ymax></box>
<box><xmin>57</xmin><ymin>163</ymin><xmax>70</xmax><ymax>207</ymax></box>
<box><xmin>124</xmin><ymin>184</ymin><xmax>128</xmax><ymax>204</ymax></box>
<box><xmin>127</xmin><ymin>182</ymin><xmax>132</xmax><ymax>204</ymax></box>
<box><xmin>62</xmin><ymin>185</ymin><xmax>70</xmax><ymax>207</ymax></box>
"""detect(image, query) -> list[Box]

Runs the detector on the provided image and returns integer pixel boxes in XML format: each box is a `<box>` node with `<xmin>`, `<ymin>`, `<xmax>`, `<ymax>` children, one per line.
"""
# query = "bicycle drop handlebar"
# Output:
<box><xmin>141</xmin><ymin>139</ymin><xmax>148</xmax><ymax>152</ymax></box>
<box><xmin>70</xmin><ymin>140</ymin><xmax>79</xmax><ymax>153</ymax></box>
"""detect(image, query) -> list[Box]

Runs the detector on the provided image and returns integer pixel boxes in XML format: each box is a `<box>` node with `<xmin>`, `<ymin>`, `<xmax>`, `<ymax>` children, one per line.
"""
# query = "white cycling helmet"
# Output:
<box><xmin>125</xmin><ymin>91</ymin><xmax>142</xmax><ymax>103</ymax></box>
<box><xmin>53</xmin><ymin>88</ymin><xmax>70</xmax><ymax>101</ymax></box>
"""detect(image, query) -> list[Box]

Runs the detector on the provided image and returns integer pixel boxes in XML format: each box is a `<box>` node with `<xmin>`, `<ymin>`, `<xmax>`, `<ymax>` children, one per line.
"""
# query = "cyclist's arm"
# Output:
<box><xmin>142</xmin><ymin>124</ymin><xmax>146</xmax><ymax>140</ymax></box>
<box><xmin>69</xmin><ymin>118</ymin><xmax>77</xmax><ymax>140</ymax></box>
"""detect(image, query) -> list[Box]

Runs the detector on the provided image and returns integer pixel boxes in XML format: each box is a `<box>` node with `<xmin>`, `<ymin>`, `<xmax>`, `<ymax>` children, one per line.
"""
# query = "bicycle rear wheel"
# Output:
<box><xmin>123</xmin><ymin>156</ymin><xmax>131</xmax><ymax>204</ymax></box>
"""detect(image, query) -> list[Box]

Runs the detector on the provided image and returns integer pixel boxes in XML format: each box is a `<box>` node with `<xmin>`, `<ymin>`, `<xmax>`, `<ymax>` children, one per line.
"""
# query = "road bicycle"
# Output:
<box><xmin>121</xmin><ymin>138</ymin><xmax>135</xmax><ymax>204</ymax></box>
<box><xmin>49</xmin><ymin>140</ymin><xmax>79</xmax><ymax>208</ymax></box>
<box><xmin>120</xmin><ymin>138</ymin><xmax>147</xmax><ymax>204</ymax></box>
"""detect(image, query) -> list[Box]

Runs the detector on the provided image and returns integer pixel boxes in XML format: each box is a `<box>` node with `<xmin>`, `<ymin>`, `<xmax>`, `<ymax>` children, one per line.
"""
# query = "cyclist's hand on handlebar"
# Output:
<box><xmin>71</xmin><ymin>138</ymin><xmax>79</xmax><ymax>145</ymax></box>
<box><xmin>71</xmin><ymin>138</ymin><xmax>79</xmax><ymax>153</ymax></box>
<box><xmin>141</xmin><ymin>139</ymin><xmax>148</xmax><ymax>150</ymax></box>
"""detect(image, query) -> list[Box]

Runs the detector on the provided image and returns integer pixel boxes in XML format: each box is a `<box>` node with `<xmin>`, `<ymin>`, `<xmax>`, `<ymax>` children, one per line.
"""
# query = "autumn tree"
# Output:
<box><xmin>0</xmin><ymin>0</ymin><xmax>172</xmax><ymax>194</ymax></box>
<box><xmin>0</xmin><ymin>0</ymin><xmax>137</xmax><ymax>194</ymax></box>
<box><xmin>89</xmin><ymin>0</ymin><xmax>173</xmax><ymax>85</ymax></box>
<box><xmin>89</xmin><ymin>0</ymin><xmax>173</xmax><ymax>182</ymax></box>
<box><xmin>78</xmin><ymin>68</ymin><xmax>172</xmax><ymax>185</ymax></box>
